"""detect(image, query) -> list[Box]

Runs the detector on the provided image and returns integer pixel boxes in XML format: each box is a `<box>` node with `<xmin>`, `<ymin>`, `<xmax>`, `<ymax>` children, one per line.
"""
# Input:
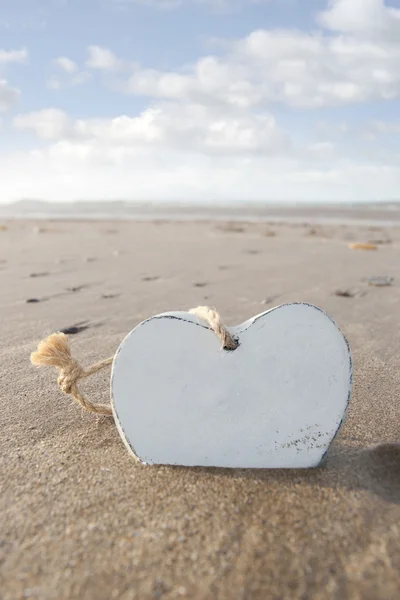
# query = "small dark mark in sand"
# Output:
<box><xmin>193</xmin><ymin>282</ymin><xmax>207</xmax><ymax>288</ymax></box>
<box><xmin>245</xmin><ymin>249</ymin><xmax>260</xmax><ymax>255</ymax></box>
<box><xmin>55</xmin><ymin>257</ymin><xmax>76</xmax><ymax>264</ymax></box>
<box><xmin>261</xmin><ymin>295</ymin><xmax>279</xmax><ymax>305</ymax></box>
<box><xmin>335</xmin><ymin>289</ymin><xmax>367</xmax><ymax>298</ymax></box>
<box><xmin>60</xmin><ymin>322</ymin><xmax>91</xmax><ymax>335</ymax></box>
<box><xmin>217</xmin><ymin>223</ymin><xmax>245</xmax><ymax>233</ymax></box>
<box><xmin>368</xmin><ymin>239</ymin><xmax>392</xmax><ymax>245</ymax></box>
<box><xmin>218</xmin><ymin>265</ymin><xmax>230</xmax><ymax>270</ymax></box>
<box><xmin>263</xmin><ymin>230</ymin><xmax>276</xmax><ymax>237</ymax></box>
<box><xmin>66</xmin><ymin>284</ymin><xmax>89</xmax><ymax>293</ymax></box>
<box><xmin>153</xmin><ymin>579</ymin><xmax>168</xmax><ymax>599</ymax></box>
<box><xmin>29</xmin><ymin>272</ymin><xmax>50</xmax><ymax>278</ymax></box>
<box><xmin>33</xmin><ymin>226</ymin><xmax>63</xmax><ymax>234</ymax></box>
<box><xmin>85</xmin><ymin>257</ymin><xmax>97</xmax><ymax>263</ymax></box>
<box><xmin>101</xmin><ymin>293</ymin><xmax>120</xmax><ymax>299</ymax></box>
<box><xmin>142</xmin><ymin>276</ymin><xmax>159</xmax><ymax>282</ymax></box>
<box><xmin>307</xmin><ymin>228</ymin><xmax>329</xmax><ymax>237</ymax></box>
<box><xmin>335</xmin><ymin>289</ymin><xmax>356</xmax><ymax>298</ymax></box>
<box><xmin>26</xmin><ymin>298</ymin><xmax>41</xmax><ymax>304</ymax></box>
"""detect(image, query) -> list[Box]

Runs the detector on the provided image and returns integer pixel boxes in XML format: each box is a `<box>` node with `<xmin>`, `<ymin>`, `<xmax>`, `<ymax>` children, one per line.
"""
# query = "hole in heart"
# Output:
<box><xmin>223</xmin><ymin>336</ymin><xmax>240</xmax><ymax>351</ymax></box>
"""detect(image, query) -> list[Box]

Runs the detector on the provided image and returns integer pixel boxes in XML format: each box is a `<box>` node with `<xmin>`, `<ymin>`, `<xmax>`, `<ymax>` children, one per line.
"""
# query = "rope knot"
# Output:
<box><xmin>57</xmin><ymin>360</ymin><xmax>83</xmax><ymax>394</ymax></box>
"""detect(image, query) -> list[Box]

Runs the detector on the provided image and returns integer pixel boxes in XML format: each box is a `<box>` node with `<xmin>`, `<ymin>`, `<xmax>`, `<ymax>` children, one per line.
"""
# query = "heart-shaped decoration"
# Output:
<box><xmin>111</xmin><ymin>303</ymin><xmax>352</xmax><ymax>468</ymax></box>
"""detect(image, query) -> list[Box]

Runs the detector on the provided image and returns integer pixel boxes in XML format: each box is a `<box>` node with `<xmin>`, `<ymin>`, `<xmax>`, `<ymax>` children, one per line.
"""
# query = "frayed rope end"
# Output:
<box><xmin>30</xmin><ymin>333</ymin><xmax>113</xmax><ymax>416</ymax></box>
<box><xmin>30</xmin><ymin>332</ymin><xmax>72</xmax><ymax>370</ymax></box>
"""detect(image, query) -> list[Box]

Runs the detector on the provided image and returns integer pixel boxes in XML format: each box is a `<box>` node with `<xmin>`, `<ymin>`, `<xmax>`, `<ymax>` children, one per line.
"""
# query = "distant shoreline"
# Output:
<box><xmin>1</xmin><ymin>201</ymin><xmax>400</xmax><ymax>227</ymax></box>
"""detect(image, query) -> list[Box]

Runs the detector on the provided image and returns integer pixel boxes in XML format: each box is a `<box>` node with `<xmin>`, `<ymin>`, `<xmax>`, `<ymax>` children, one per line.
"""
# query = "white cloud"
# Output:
<box><xmin>12</xmin><ymin>103</ymin><xmax>289</xmax><ymax>155</ymax></box>
<box><xmin>319</xmin><ymin>0</ymin><xmax>400</xmax><ymax>39</ymax></box>
<box><xmin>86</xmin><ymin>45</ymin><xmax>125</xmax><ymax>70</ymax></box>
<box><xmin>0</xmin><ymin>79</ymin><xmax>20</xmax><ymax>111</ymax></box>
<box><xmin>54</xmin><ymin>56</ymin><xmax>78</xmax><ymax>73</ymax></box>
<box><xmin>46</xmin><ymin>71</ymin><xmax>92</xmax><ymax>90</ymax></box>
<box><xmin>8</xmin><ymin>101</ymin><xmax>400</xmax><ymax>204</ymax></box>
<box><xmin>124</xmin><ymin>12</ymin><xmax>400</xmax><ymax>109</ymax></box>
<box><xmin>307</xmin><ymin>142</ymin><xmax>335</xmax><ymax>158</ymax></box>
<box><xmin>0</xmin><ymin>48</ymin><xmax>28</xmax><ymax>65</ymax></box>
<box><xmin>0</xmin><ymin>48</ymin><xmax>26</xmax><ymax>112</ymax></box>
<box><xmin>49</xmin><ymin>55</ymin><xmax>91</xmax><ymax>89</ymax></box>
<box><xmin>2</xmin><ymin>143</ymin><xmax>400</xmax><ymax>203</ymax></box>
<box><xmin>14</xmin><ymin>109</ymin><xmax>71</xmax><ymax>138</ymax></box>
<box><xmin>369</xmin><ymin>120</ymin><xmax>400</xmax><ymax>133</ymax></box>
<box><xmin>360</xmin><ymin>119</ymin><xmax>400</xmax><ymax>140</ymax></box>
<box><xmin>316</xmin><ymin>121</ymin><xmax>349</xmax><ymax>135</ymax></box>
<box><xmin>4</xmin><ymin>1</ymin><xmax>400</xmax><ymax>203</ymax></box>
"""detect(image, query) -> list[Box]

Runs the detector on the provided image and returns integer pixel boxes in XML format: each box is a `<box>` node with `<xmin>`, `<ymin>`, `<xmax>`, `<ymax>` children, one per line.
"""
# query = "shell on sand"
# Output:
<box><xmin>348</xmin><ymin>242</ymin><xmax>378</xmax><ymax>251</ymax></box>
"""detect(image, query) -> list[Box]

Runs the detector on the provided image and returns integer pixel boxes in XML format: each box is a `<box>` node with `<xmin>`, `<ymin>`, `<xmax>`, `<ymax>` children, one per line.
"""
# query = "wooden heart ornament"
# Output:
<box><xmin>111</xmin><ymin>303</ymin><xmax>352</xmax><ymax>468</ymax></box>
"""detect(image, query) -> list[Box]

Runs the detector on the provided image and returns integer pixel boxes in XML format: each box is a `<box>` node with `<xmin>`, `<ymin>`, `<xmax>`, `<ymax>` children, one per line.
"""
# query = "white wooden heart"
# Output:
<box><xmin>111</xmin><ymin>303</ymin><xmax>352</xmax><ymax>468</ymax></box>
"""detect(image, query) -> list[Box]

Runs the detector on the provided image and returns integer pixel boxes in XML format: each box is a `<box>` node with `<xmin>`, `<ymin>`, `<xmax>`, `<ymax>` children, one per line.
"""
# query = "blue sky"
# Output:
<box><xmin>1</xmin><ymin>0</ymin><xmax>400</xmax><ymax>203</ymax></box>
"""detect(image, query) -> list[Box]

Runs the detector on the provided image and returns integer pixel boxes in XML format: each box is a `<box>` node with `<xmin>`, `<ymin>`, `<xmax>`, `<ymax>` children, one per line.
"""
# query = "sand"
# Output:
<box><xmin>1</xmin><ymin>217</ymin><xmax>400</xmax><ymax>600</ymax></box>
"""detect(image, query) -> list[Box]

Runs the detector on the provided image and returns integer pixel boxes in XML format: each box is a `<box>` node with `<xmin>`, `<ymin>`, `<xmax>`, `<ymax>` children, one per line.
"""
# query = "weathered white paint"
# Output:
<box><xmin>111</xmin><ymin>303</ymin><xmax>352</xmax><ymax>468</ymax></box>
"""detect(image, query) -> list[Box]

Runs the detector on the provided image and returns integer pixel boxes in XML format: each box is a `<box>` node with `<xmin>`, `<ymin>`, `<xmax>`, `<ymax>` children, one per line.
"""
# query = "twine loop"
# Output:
<box><xmin>190</xmin><ymin>306</ymin><xmax>239</xmax><ymax>350</ymax></box>
<box><xmin>30</xmin><ymin>306</ymin><xmax>237</xmax><ymax>416</ymax></box>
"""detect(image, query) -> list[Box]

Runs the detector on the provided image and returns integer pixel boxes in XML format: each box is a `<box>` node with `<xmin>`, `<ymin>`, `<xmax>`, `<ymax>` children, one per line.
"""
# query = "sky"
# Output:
<box><xmin>1</xmin><ymin>0</ymin><xmax>400</xmax><ymax>204</ymax></box>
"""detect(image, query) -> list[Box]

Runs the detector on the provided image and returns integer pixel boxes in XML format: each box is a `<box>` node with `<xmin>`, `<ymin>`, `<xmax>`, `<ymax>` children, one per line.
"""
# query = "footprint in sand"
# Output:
<box><xmin>66</xmin><ymin>284</ymin><xmax>91</xmax><ymax>293</ymax></box>
<box><xmin>261</xmin><ymin>295</ymin><xmax>280</xmax><ymax>305</ymax></box>
<box><xmin>217</xmin><ymin>223</ymin><xmax>246</xmax><ymax>234</ymax></box>
<box><xmin>368</xmin><ymin>238</ymin><xmax>392</xmax><ymax>245</ymax></box>
<box><xmin>60</xmin><ymin>322</ymin><xmax>91</xmax><ymax>335</ymax></box>
<box><xmin>334</xmin><ymin>289</ymin><xmax>357</xmax><ymax>298</ymax></box>
<box><xmin>29</xmin><ymin>272</ymin><xmax>50</xmax><ymax>278</ymax></box>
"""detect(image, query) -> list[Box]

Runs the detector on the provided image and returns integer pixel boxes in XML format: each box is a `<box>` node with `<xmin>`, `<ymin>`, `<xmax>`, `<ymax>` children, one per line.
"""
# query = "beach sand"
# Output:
<box><xmin>1</xmin><ymin>218</ymin><xmax>400</xmax><ymax>599</ymax></box>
